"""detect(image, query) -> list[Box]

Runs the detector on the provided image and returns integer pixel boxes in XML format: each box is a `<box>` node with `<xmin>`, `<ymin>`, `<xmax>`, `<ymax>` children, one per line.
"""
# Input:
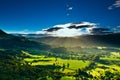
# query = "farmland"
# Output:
<box><xmin>20</xmin><ymin>47</ymin><xmax>120</xmax><ymax>80</ymax></box>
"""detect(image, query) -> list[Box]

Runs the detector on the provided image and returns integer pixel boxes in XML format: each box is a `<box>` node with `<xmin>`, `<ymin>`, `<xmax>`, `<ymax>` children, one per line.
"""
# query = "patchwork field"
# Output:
<box><xmin>21</xmin><ymin>49</ymin><xmax>120</xmax><ymax>80</ymax></box>
<box><xmin>23</xmin><ymin>51</ymin><xmax>90</xmax><ymax>73</ymax></box>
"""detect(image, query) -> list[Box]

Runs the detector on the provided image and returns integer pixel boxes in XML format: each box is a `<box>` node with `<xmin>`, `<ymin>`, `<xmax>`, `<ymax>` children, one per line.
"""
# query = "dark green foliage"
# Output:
<box><xmin>49</xmin><ymin>72</ymin><xmax>64</xmax><ymax>80</ymax></box>
<box><xmin>0</xmin><ymin>50</ymin><xmax>64</xmax><ymax>80</ymax></box>
<box><xmin>0</xmin><ymin>30</ymin><xmax>51</xmax><ymax>53</ymax></box>
<box><xmin>30</xmin><ymin>33</ymin><xmax>120</xmax><ymax>48</ymax></box>
<box><xmin>62</xmin><ymin>63</ymin><xmax>65</xmax><ymax>71</ymax></box>
<box><xmin>51</xmin><ymin>47</ymin><xmax>67</xmax><ymax>54</ymax></box>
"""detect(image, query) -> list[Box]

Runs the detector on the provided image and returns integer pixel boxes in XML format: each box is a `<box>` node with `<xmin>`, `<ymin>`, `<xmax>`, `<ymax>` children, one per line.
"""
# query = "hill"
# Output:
<box><xmin>0</xmin><ymin>29</ymin><xmax>51</xmax><ymax>52</ymax></box>
<box><xmin>29</xmin><ymin>33</ymin><xmax>120</xmax><ymax>48</ymax></box>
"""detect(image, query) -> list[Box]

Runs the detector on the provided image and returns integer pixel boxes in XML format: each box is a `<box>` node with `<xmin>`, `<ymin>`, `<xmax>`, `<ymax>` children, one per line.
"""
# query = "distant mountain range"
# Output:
<box><xmin>9</xmin><ymin>22</ymin><xmax>120</xmax><ymax>48</ymax></box>
<box><xmin>10</xmin><ymin>28</ymin><xmax>120</xmax><ymax>48</ymax></box>
<box><xmin>1</xmin><ymin>29</ymin><xmax>120</xmax><ymax>55</ymax></box>
<box><xmin>28</xmin><ymin>33</ymin><xmax>120</xmax><ymax>48</ymax></box>
<box><xmin>2</xmin><ymin>21</ymin><xmax>118</xmax><ymax>49</ymax></box>
<box><xmin>12</xmin><ymin>33</ymin><xmax>49</xmax><ymax>38</ymax></box>
<box><xmin>0</xmin><ymin>29</ymin><xmax>50</xmax><ymax>51</ymax></box>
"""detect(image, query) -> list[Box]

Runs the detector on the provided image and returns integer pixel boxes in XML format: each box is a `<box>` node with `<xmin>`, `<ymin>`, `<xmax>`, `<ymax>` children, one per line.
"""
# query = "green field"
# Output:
<box><xmin>23</xmin><ymin>51</ymin><xmax>90</xmax><ymax>73</ymax></box>
<box><xmin>21</xmin><ymin>50</ymin><xmax>120</xmax><ymax>80</ymax></box>
<box><xmin>1</xmin><ymin>48</ymin><xmax>120</xmax><ymax>80</ymax></box>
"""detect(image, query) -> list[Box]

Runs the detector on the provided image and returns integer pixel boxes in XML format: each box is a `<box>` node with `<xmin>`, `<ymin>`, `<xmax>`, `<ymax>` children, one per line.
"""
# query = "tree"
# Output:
<box><xmin>62</xmin><ymin>64</ymin><xmax>65</xmax><ymax>71</ymax></box>
<box><xmin>67</xmin><ymin>63</ymin><xmax>70</xmax><ymax>68</ymax></box>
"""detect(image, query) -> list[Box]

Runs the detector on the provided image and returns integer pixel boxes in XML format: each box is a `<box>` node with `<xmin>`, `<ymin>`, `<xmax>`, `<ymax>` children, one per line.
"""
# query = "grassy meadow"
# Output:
<box><xmin>19</xmin><ymin>47</ymin><xmax>120</xmax><ymax>80</ymax></box>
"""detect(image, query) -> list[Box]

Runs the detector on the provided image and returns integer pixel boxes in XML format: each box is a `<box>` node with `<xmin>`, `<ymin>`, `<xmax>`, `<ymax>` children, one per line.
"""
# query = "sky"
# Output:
<box><xmin>0</xmin><ymin>0</ymin><xmax>120</xmax><ymax>34</ymax></box>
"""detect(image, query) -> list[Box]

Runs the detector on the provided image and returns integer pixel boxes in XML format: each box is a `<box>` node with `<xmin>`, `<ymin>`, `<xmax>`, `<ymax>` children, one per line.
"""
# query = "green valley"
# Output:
<box><xmin>0</xmin><ymin>30</ymin><xmax>120</xmax><ymax>80</ymax></box>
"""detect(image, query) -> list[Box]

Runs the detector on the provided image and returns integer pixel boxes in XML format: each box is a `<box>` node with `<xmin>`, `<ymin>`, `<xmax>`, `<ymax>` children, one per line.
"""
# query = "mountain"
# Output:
<box><xmin>8</xmin><ymin>21</ymin><xmax>120</xmax><ymax>50</ymax></box>
<box><xmin>0</xmin><ymin>29</ymin><xmax>14</xmax><ymax>39</ymax></box>
<box><xmin>29</xmin><ymin>33</ymin><xmax>120</xmax><ymax>48</ymax></box>
<box><xmin>0</xmin><ymin>29</ymin><xmax>51</xmax><ymax>51</ymax></box>
<box><xmin>12</xmin><ymin>33</ymin><xmax>49</xmax><ymax>38</ymax></box>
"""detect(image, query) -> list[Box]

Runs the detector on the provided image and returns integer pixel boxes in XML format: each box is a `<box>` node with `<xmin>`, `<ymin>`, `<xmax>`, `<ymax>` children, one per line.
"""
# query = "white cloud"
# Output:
<box><xmin>68</xmin><ymin>7</ymin><xmax>73</xmax><ymax>10</ymax></box>
<box><xmin>112</xmin><ymin>26</ymin><xmax>120</xmax><ymax>32</ymax></box>
<box><xmin>36</xmin><ymin>31</ymin><xmax>45</xmax><ymax>34</ymax></box>
<box><xmin>51</xmin><ymin>28</ymin><xmax>81</xmax><ymax>37</ymax></box>
<box><xmin>47</xmin><ymin>28</ymin><xmax>85</xmax><ymax>37</ymax></box>
<box><xmin>36</xmin><ymin>22</ymin><xmax>97</xmax><ymax>37</ymax></box>
<box><xmin>108</xmin><ymin>0</ymin><xmax>120</xmax><ymax>10</ymax></box>
<box><xmin>11</xmin><ymin>29</ymin><xmax>30</xmax><ymax>34</ymax></box>
<box><xmin>53</xmin><ymin>23</ymin><xmax>72</xmax><ymax>28</ymax></box>
<box><xmin>86</xmin><ymin>27</ymin><xmax>97</xmax><ymax>33</ymax></box>
<box><xmin>66</xmin><ymin>4</ymin><xmax>73</xmax><ymax>10</ymax></box>
<box><xmin>75</xmin><ymin>22</ymin><xmax>96</xmax><ymax>27</ymax></box>
<box><xmin>11</xmin><ymin>29</ymin><xmax>35</xmax><ymax>34</ymax></box>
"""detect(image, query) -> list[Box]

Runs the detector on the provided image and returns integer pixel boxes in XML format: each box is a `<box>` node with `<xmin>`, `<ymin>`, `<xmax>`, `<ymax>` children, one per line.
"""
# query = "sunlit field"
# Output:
<box><xmin>23</xmin><ymin>51</ymin><xmax>90</xmax><ymax>72</ymax></box>
<box><xmin>20</xmin><ymin>48</ymin><xmax>120</xmax><ymax>80</ymax></box>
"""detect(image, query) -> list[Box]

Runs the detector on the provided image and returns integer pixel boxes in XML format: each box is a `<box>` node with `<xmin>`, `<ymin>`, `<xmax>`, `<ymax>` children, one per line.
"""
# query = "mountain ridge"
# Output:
<box><xmin>29</xmin><ymin>32</ymin><xmax>120</xmax><ymax>48</ymax></box>
<box><xmin>0</xmin><ymin>29</ymin><xmax>51</xmax><ymax>51</ymax></box>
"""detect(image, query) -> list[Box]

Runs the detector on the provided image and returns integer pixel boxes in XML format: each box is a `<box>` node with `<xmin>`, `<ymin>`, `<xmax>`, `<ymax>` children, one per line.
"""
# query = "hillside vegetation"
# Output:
<box><xmin>30</xmin><ymin>33</ymin><xmax>120</xmax><ymax>48</ymax></box>
<box><xmin>0</xmin><ymin>30</ymin><xmax>120</xmax><ymax>80</ymax></box>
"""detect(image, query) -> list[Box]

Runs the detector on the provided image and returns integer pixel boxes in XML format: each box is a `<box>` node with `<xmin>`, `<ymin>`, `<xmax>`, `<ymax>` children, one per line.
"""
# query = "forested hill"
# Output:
<box><xmin>0</xmin><ymin>29</ymin><xmax>51</xmax><ymax>51</ymax></box>
<box><xmin>30</xmin><ymin>33</ymin><xmax>120</xmax><ymax>48</ymax></box>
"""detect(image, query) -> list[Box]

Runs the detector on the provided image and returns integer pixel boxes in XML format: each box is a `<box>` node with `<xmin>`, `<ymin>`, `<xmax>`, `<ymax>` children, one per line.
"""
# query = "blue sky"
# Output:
<box><xmin>0</xmin><ymin>0</ymin><xmax>120</xmax><ymax>33</ymax></box>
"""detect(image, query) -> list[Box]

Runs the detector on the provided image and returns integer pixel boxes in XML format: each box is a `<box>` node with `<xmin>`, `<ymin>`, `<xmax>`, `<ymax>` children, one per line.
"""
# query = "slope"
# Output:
<box><xmin>29</xmin><ymin>33</ymin><xmax>120</xmax><ymax>48</ymax></box>
<box><xmin>0</xmin><ymin>29</ymin><xmax>51</xmax><ymax>52</ymax></box>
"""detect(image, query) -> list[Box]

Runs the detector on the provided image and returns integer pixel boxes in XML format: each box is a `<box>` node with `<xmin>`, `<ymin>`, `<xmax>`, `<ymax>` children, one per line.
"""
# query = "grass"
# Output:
<box><xmin>57</xmin><ymin>59</ymin><xmax>90</xmax><ymax>70</ymax></box>
<box><xmin>89</xmin><ymin>59</ymin><xmax>120</xmax><ymax>78</ymax></box>
<box><xmin>89</xmin><ymin>68</ymin><xmax>105</xmax><ymax>77</ymax></box>
<box><xmin>24</xmin><ymin>57</ymin><xmax>90</xmax><ymax>71</ymax></box>
<box><xmin>23</xmin><ymin>51</ymin><xmax>90</xmax><ymax>73</ymax></box>
<box><xmin>100</xmin><ymin>58</ymin><xmax>120</xmax><ymax>61</ymax></box>
<box><xmin>100</xmin><ymin>52</ymin><xmax>120</xmax><ymax>61</ymax></box>
<box><xmin>89</xmin><ymin>64</ymin><xmax>120</xmax><ymax>78</ymax></box>
<box><xmin>61</xmin><ymin>76</ymin><xmax>76</xmax><ymax>80</ymax></box>
<box><xmin>22</xmin><ymin>50</ymin><xmax>120</xmax><ymax>78</ymax></box>
<box><xmin>87</xmin><ymin>51</ymin><xmax>120</xmax><ymax>78</ymax></box>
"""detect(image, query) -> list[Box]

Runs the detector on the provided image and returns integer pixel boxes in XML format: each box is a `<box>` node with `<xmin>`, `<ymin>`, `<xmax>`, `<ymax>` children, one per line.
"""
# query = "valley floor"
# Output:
<box><xmin>0</xmin><ymin>47</ymin><xmax>120</xmax><ymax>80</ymax></box>
<box><xmin>21</xmin><ymin>47</ymin><xmax>120</xmax><ymax>80</ymax></box>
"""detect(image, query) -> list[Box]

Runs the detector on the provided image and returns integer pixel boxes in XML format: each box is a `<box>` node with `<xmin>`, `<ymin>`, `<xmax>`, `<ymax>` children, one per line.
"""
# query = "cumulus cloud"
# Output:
<box><xmin>43</xmin><ymin>27</ymin><xmax>63</xmax><ymax>32</ymax></box>
<box><xmin>53</xmin><ymin>23</ymin><xmax>72</xmax><ymax>28</ymax></box>
<box><xmin>68</xmin><ymin>22</ymin><xmax>96</xmax><ymax>29</ymax></box>
<box><xmin>108</xmin><ymin>0</ymin><xmax>120</xmax><ymax>10</ymax></box>
<box><xmin>112</xmin><ymin>26</ymin><xmax>120</xmax><ymax>32</ymax></box>
<box><xmin>36</xmin><ymin>22</ymin><xmax>98</xmax><ymax>37</ymax></box>
<box><xmin>35</xmin><ymin>22</ymin><xmax>114</xmax><ymax>37</ymax></box>
<box><xmin>90</xmin><ymin>28</ymin><xmax>112</xmax><ymax>35</ymax></box>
